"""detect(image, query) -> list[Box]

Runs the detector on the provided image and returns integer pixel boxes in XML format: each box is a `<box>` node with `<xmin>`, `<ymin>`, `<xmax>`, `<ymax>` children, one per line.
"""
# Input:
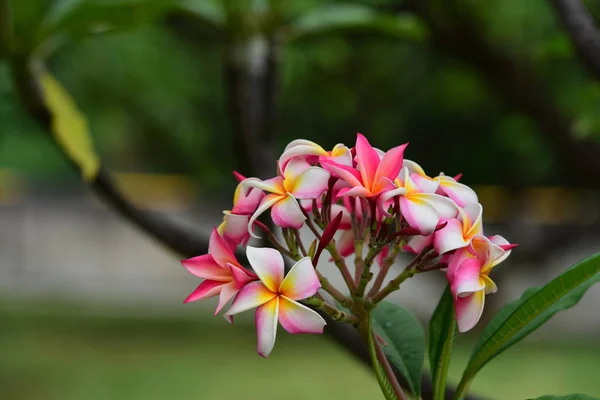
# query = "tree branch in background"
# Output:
<box><xmin>405</xmin><ymin>0</ymin><xmax>600</xmax><ymax>187</ymax></box>
<box><xmin>8</xmin><ymin>55</ymin><xmax>234</xmax><ymax>261</ymax></box>
<box><xmin>549</xmin><ymin>0</ymin><xmax>600</xmax><ymax>82</ymax></box>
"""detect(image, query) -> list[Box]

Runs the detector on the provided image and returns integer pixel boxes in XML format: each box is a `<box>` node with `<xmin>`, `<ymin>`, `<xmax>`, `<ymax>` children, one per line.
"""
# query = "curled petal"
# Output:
<box><xmin>243</xmin><ymin>177</ymin><xmax>285</xmax><ymax>195</ymax></box>
<box><xmin>255</xmin><ymin>298</ymin><xmax>280</xmax><ymax>358</ymax></box>
<box><xmin>232</xmin><ymin>183</ymin><xmax>265</xmax><ymax>215</ymax></box>
<box><xmin>355</xmin><ymin>133</ymin><xmax>380</xmax><ymax>190</ymax></box>
<box><xmin>219</xmin><ymin>212</ymin><xmax>250</xmax><ymax>246</ymax></box>
<box><xmin>286</xmin><ymin>166</ymin><xmax>330</xmax><ymax>199</ymax></box>
<box><xmin>280</xmin><ymin>140</ymin><xmax>327</xmax><ymax>169</ymax></box>
<box><xmin>215</xmin><ymin>281</ymin><xmax>240</xmax><ymax>315</ymax></box>
<box><xmin>434</xmin><ymin>218</ymin><xmax>469</xmax><ymax>254</ymax></box>
<box><xmin>225</xmin><ymin>281</ymin><xmax>276</xmax><ymax>316</ymax></box>
<box><xmin>378</xmin><ymin>186</ymin><xmax>407</xmax><ymax>216</ymax></box>
<box><xmin>181</xmin><ymin>254</ymin><xmax>231</xmax><ymax>281</ymax></box>
<box><xmin>403</xmin><ymin>234</ymin><xmax>433</xmax><ymax>254</ymax></box>
<box><xmin>400</xmin><ymin>196</ymin><xmax>439</xmax><ymax>235</ymax></box>
<box><xmin>248</xmin><ymin>194</ymin><xmax>283</xmax><ymax>238</ymax></box>
<box><xmin>270</xmin><ymin>194</ymin><xmax>306</xmax><ymax>229</ymax></box>
<box><xmin>455</xmin><ymin>290</ymin><xmax>485</xmax><ymax>333</ymax></box>
<box><xmin>481</xmin><ymin>275</ymin><xmax>498</xmax><ymax>294</ymax></box>
<box><xmin>438</xmin><ymin>176</ymin><xmax>478</xmax><ymax>208</ymax></box>
<box><xmin>229</xmin><ymin>263</ymin><xmax>256</xmax><ymax>285</ymax></box>
<box><xmin>328</xmin><ymin>143</ymin><xmax>353</xmax><ymax>165</ymax></box>
<box><xmin>246</xmin><ymin>246</ymin><xmax>285</xmax><ymax>292</ymax></box>
<box><xmin>402</xmin><ymin>159</ymin><xmax>426</xmax><ymax>176</ymax></box>
<box><xmin>279</xmin><ymin>296</ymin><xmax>327</xmax><ymax>334</ymax></box>
<box><xmin>446</xmin><ymin>248</ymin><xmax>472</xmax><ymax>283</ymax></box>
<box><xmin>412</xmin><ymin>193</ymin><xmax>458</xmax><ymax>220</ymax></box>
<box><xmin>451</xmin><ymin>258</ymin><xmax>485</xmax><ymax>298</ymax></box>
<box><xmin>282</xmin><ymin>158</ymin><xmax>313</xmax><ymax>181</ymax></box>
<box><xmin>320</xmin><ymin>159</ymin><xmax>363</xmax><ymax>187</ymax></box>
<box><xmin>209</xmin><ymin>227</ymin><xmax>239</xmax><ymax>267</ymax></box>
<box><xmin>184</xmin><ymin>280</ymin><xmax>224</xmax><ymax>303</ymax></box>
<box><xmin>412</xmin><ymin>173</ymin><xmax>439</xmax><ymax>193</ymax></box>
<box><xmin>488</xmin><ymin>235</ymin><xmax>513</xmax><ymax>265</ymax></box>
<box><xmin>279</xmin><ymin>257</ymin><xmax>321</xmax><ymax>300</ymax></box>
<box><xmin>337</xmin><ymin>186</ymin><xmax>372</xmax><ymax>198</ymax></box>
<box><xmin>461</xmin><ymin>203</ymin><xmax>484</xmax><ymax>238</ymax></box>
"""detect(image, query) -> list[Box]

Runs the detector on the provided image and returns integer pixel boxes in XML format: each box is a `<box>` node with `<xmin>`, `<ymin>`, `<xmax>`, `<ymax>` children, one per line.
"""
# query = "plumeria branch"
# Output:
<box><xmin>304</xmin><ymin>296</ymin><xmax>359</xmax><ymax>324</ymax></box>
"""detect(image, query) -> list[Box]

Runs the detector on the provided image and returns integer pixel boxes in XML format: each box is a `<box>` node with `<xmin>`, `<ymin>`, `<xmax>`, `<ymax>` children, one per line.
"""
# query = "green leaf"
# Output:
<box><xmin>456</xmin><ymin>253</ymin><xmax>600</xmax><ymax>399</ymax></box>
<box><xmin>38</xmin><ymin>70</ymin><xmax>100</xmax><ymax>181</ymax></box>
<box><xmin>529</xmin><ymin>395</ymin><xmax>599</xmax><ymax>400</ymax></box>
<box><xmin>288</xmin><ymin>4</ymin><xmax>426</xmax><ymax>42</ymax></box>
<box><xmin>428</xmin><ymin>286</ymin><xmax>456</xmax><ymax>400</ymax></box>
<box><xmin>371</xmin><ymin>301</ymin><xmax>425</xmax><ymax>397</ymax></box>
<box><xmin>174</xmin><ymin>0</ymin><xmax>225</xmax><ymax>28</ymax></box>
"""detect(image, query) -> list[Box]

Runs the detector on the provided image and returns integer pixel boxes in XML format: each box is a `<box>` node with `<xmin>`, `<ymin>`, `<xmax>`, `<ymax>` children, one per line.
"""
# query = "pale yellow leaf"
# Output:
<box><xmin>38</xmin><ymin>71</ymin><xmax>100</xmax><ymax>181</ymax></box>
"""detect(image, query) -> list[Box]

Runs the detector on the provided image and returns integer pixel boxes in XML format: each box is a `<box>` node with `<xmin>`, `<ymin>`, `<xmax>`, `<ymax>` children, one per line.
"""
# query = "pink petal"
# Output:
<box><xmin>215</xmin><ymin>281</ymin><xmax>240</xmax><ymax>314</ymax></box>
<box><xmin>248</xmin><ymin>194</ymin><xmax>284</xmax><ymax>238</ymax></box>
<box><xmin>328</xmin><ymin>143</ymin><xmax>353</xmax><ymax>165</ymax></box>
<box><xmin>279</xmin><ymin>257</ymin><xmax>321</xmax><ymax>300</ymax></box>
<box><xmin>438</xmin><ymin>176</ymin><xmax>478</xmax><ymax>208</ymax></box>
<box><xmin>355</xmin><ymin>133</ymin><xmax>380</xmax><ymax>190</ymax></box>
<box><xmin>270</xmin><ymin>194</ymin><xmax>306</xmax><ymax>229</ymax></box>
<box><xmin>232</xmin><ymin>182</ymin><xmax>265</xmax><ymax>214</ymax></box>
<box><xmin>218</xmin><ymin>212</ymin><xmax>250</xmax><ymax>245</ymax></box>
<box><xmin>337</xmin><ymin>186</ymin><xmax>372</xmax><ymax>198</ymax></box>
<box><xmin>451</xmin><ymin>258</ymin><xmax>484</xmax><ymax>298</ymax></box>
<box><xmin>434</xmin><ymin>218</ymin><xmax>469</xmax><ymax>254</ymax></box>
<box><xmin>208</xmin><ymin>227</ymin><xmax>238</xmax><ymax>267</ymax></box>
<box><xmin>413</xmin><ymin>193</ymin><xmax>458</xmax><ymax>220</ymax></box>
<box><xmin>255</xmin><ymin>297</ymin><xmax>280</xmax><ymax>358</ymax></box>
<box><xmin>462</xmin><ymin>203</ymin><xmax>483</xmax><ymax>238</ymax></box>
<box><xmin>400</xmin><ymin>196</ymin><xmax>440</xmax><ymax>235</ymax></box>
<box><xmin>320</xmin><ymin>159</ymin><xmax>363</xmax><ymax>187</ymax></box>
<box><xmin>278</xmin><ymin>296</ymin><xmax>327</xmax><ymax>334</ymax></box>
<box><xmin>404</xmin><ymin>234</ymin><xmax>433</xmax><ymax>254</ymax></box>
<box><xmin>373</xmin><ymin>143</ymin><xmax>407</xmax><ymax>185</ymax></box>
<box><xmin>279</xmin><ymin>140</ymin><xmax>327</xmax><ymax>169</ymax></box>
<box><xmin>446</xmin><ymin>248</ymin><xmax>472</xmax><ymax>283</ymax></box>
<box><xmin>412</xmin><ymin>173</ymin><xmax>439</xmax><ymax>193</ymax></box>
<box><xmin>378</xmin><ymin>186</ymin><xmax>407</xmax><ymax>216</ymax></box>
<box><xmin>181</xmin><ymin>254</ymin><xmax>231</xmax><ymax>281</ymax></box>
<box><xmin>488</xmin><ymin>235</ymin><xmax>512</xmax><ymax>265</ymax></box>
<box><xmin>246</xmin><ymin>246</ymin><xmax>285</xmax><ymax>292</ymax></box>
<box><xmin>229</xmin><ymin>263</ymin><xmax>256</xmax><ymax>285</ymax></box>
<box><xmin>243</xmin><ymin>177</ymin><xmax>285</xmax><ymax>195</ymax></box>
<box><xmin>225</xmin><ymin>281</ymin><xmax>276</xmax><ymax>316</ymax></box>
<box><xmin>337</xmin><ymin>229</ymin><xmax>356</xmax><ymax>257</ymax></box>
<box><xmin>330</xmin><ymin>204</ymin><xmax>352</xmax><ymax>229</ymax></box>
<box><xmin>184</xmin><ymin>280</ymin><xmax>225</xmax><ymax>303</ymax></box>
<box><xmin>455</xmin><ymin>290</ymin><xmax>485</xmax><ymax>332</ymax></box>
<box><xmin>282</xmin><ymin>158</ymin><xmax>313</xmax><ymax>181</ymax></box>
<box><xmin>286</xmin><ymin>166</ymin><xmax>330</xmax><ymax>199</ymax></box>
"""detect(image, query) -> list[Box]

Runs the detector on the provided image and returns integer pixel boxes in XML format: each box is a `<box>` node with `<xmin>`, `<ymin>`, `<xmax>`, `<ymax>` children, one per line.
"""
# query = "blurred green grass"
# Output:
<box><xmin>0</xmin><ymin>301</ymin><xmax>598</xmax><ymax>400</ymax></box>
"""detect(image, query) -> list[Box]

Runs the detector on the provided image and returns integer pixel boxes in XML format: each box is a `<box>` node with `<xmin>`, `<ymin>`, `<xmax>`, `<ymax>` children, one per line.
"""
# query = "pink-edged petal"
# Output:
<box><xmin>434</xmin><ymin>218</ymin><xmax>469</xmax><ymax>254</ymax></box>
<box><xmin>446</xmin><ymin>248</ymin><xmax>472</xmax><ymax>283</ymax></box>
<box><xmin>337</xmin><ymin>186</ymin><xmax>372</xmax><ymax>198</ymax></box>
<box><xmin>181</xmin><ymin>254</ymin><xmax>231</xmax><ymax>281</ymax></box>
<box><xmin>438</xmin><ymin>176</ymin><xmax>478</xmax><ymax>208</ymax></box>
<box><xmin>215</xmin><ymin>281</ymin><xmax>240</xmax><ymax>314</ymax></box>
<box><xmin>225</xmin><ymin>281</ymin><xmax>276</xmax><ymax>316</ymax></box>
<box><xmin>373</xmin><ymin>143</ymin><xmax>408</xmax><ymax>185</ymax></box>
<box><xmin>232</xmin><ymin>182</ymin><xmax>265</xmax><ymax>214</ymax></box>
<box><xmin>286</xmin><ymin>167</ymin><xmax>330</xmax><ymax>199</ymax></box>
<box><xmin>229</xmin><ymin>262</ymin><xmax>256</xmax><ymax>285</ymax></box>
<box><xmin>282</xmin><ymin>157</ymin><xmax>313</xmax><ymax>181</ymax></box>
<box><xmin>280</xmin><ymin>140</ymin><xmax>327</xmax><ymax>169</ymax></box>
<box><xmin>320</xmin><ymin>159</ymin><xmax>363</xmax><ymax>187</ymax></box>
<box><xmin>219</xmin><ymin>211</ymin><xmax>250</xmax><ymax>244</ymax></box>
<box><xmin>413</xmin><ymin>193</ymin><xmax>458</xmax><ymax>220</ymax></box>
<box><xmin>208</xmin><ymin>227</ymin><xmax>238</xmax><ymax>267</ymax></box>
<box><xmin>378</xmin><ymin>186</ymin><xmax>407</xmax><ymax>215</ymax></box>
<box><xmin>279</xmin><ymin>257</ymin><xmax>321</xmax><ymax>300</ymax></box>
<box><xmin>248</xmin><ymin>194</ymin><xmax>284</xmax><ymax>238</ymax></box>
<box><xmin>455</xmin><ymin>290</ymin><xmax>485</xmax><ymax>332</ymax></box>
<box><xmin>488</xmin><ymin>235</ymin><xmax>512</xmax><ymax>265</ymax></box>
<box><xmin>246</xmin><ymin>246</ymin><xmax>285</xmax><ymax>292</ymax></box>
<box><xmin>278</xmin><ymin>296</ymin><xmax>326</xmax><ymax>334</ymax></box>
<box><xmin>451</xmin><ymin>258</ymin><xmax>484</xmax><ymax>298</ymax></box>
<box><xmin>412</xmin><ymin>173</ymin><xmax>439</xmax><ymax>193</ymax></box>
<box><xmin>329</xmin><ymin>143</ymin><xmax>352</xmax><ymax>165</ymax></box>
<box><xmin>402</xmin><ymin>159</ymin><xmax>426</xmax><ymax>175</ymax></box>
<box><xmin>337</xmin><ymin>229</ymin><xmax>356</xmax><ymax>257</ymax></box>
<box><xmin>355</xmin><ymin>133</ymin><xmax>380</xmax><ymax>190</ymax></box>
<box><xmin>400</xmin><ymin>196</ymin><xmax>439</xmax><ymax>235</ymax></box>
<box><xmin>184</xmin><ymin>280</ymin><xmax>225</xmax><ymax>303</ymax></box>
<box><xmin>243</xmin><ymin>177</ymin><xmax>285</xmax><ymax>195</ymax></box>
<box><xmin>462</xmin><ymin>203</ymin><xmax>483</xmax><ymax>237</ymax></box>
<box><xmin>404</xmin><ymin>234</ymin><xmax>433</xmax><ymax>254</ymax></box>
<box><xmin>255</xmin><ymin>297</ymin><xmax>280</xmax><ymax>358</ymax></box>
<box><xmin>331</xmin><ymin>204</ymin><xmax>352</xmax><ymax>229</ymax></box>
<box><xmin>270</xmin><ymin>194</ymin><xmax>306</xmax><ymax>229</ymax></box>
<box><xmin>481</xmin><ymin>275</ymin><xmax>498</xmax><ymax>295</ymax></box>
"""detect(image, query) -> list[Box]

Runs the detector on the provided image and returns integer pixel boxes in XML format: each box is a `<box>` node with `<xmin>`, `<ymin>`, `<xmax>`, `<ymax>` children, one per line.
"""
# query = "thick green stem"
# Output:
<box><xmin>368</xmin><ymin>245</ymin><xmax>400</xmax><ymax>297</ymax></box>
<box><xmin>304</xmin><ymin>296</ymin><xmax>359</xmax><ymax>324</ymax></box>
<box><xmin>371</xmin><ymin>268</ymin><xmax>417</xmax><ymax>304</ymax></box>
<box><xmin>327</xmin><ymin>241</ymin><xmax>356</xmax><ymax>291</ymax></box>
<box><xmin>354</xmin><ymin>245</ymin><xmax>381</xmax><ymax>299</ymax></box>
<box><xmin>316</xmin><ymin>270</ymin><xmax>353</xmax><ymax>308</ymax></box>
<box><xmin>354</xmin><ymin>239</ymin><xmax>364</xmax><ymax>285</ymax></box>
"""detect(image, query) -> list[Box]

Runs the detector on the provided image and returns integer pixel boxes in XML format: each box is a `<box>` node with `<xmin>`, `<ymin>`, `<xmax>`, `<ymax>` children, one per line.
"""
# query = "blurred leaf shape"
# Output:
<box><xmin>288</xmin><ymin>3</ymin><xmax>426</xmax><ymax>42</ymax></box>
<box><xmin>428</xmin><ymin>286</ymin><xmax>456</xmax><ymax>400</ymax></box>
<box><xmin>456</xmin><ymin>252</ymin><xmax>600</xmax><ymax>397</ymax></box>
<box><xmin>371</xmin><ymin>301</ymin><xmax>425</xmax><ymax>397</ymax></box>
<box><xmin>529</xmin><ymin>395</ymin><xmax>599</xmax><ymax>400</ymax></box>
<box><xmin>38</xmin><ymin>70</ymin><xmax>100</xmax><ymax>181</ymax></box>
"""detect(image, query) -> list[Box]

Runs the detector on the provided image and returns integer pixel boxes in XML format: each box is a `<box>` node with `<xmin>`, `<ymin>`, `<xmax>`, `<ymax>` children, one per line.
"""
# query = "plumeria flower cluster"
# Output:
<box><xmin>182</xmin><ymin>133</ymin><xmax>515</xmax><ymax>357</ymax></box>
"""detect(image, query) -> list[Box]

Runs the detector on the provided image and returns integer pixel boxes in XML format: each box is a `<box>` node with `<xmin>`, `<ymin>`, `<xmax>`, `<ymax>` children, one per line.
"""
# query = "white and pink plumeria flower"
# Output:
<box><xmin>434</xmin><ymin>203</ymin><xmax>484</xmax><ymax>254</ymax></box>
<box><xmin>244</xmin><ymin>158</ymin><xmax>330</xmax><ymax>236</ymax></box>
<box><xmin>181</xmin><ymin>228</ymin><xmax>257</xmax><ymax>317</ymax></box>
<box><xmin>279</xmin><ymin>139</ymin><xmax>353</xmax><ymax>170</ymax></box>
<box><xmin>225</xmin><ymin>247</ymin><xmax>327</xmax><ymax>358</ymax></box>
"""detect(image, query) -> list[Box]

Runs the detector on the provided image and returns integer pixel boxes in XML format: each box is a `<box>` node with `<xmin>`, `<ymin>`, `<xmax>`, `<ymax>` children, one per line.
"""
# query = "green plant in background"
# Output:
<box><xmin>2</xmin><ymin>1</ymin><xmax>600</xmax><ymax>399</ymax></box>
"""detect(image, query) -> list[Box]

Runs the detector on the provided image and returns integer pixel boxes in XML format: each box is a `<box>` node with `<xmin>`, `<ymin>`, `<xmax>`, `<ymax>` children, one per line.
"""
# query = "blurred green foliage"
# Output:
<box><xmin>1</xmin><ymin>0</ymin><xmax>600</xmax><ymax>191</ymax></box>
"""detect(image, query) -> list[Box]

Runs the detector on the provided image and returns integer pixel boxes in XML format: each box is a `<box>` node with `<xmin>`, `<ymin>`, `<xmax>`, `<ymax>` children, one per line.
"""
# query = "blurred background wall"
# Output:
<box><xmin>1</xmin><ymin>0</ymin><xmax>600</xmax><ymax>399</ymax></box>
